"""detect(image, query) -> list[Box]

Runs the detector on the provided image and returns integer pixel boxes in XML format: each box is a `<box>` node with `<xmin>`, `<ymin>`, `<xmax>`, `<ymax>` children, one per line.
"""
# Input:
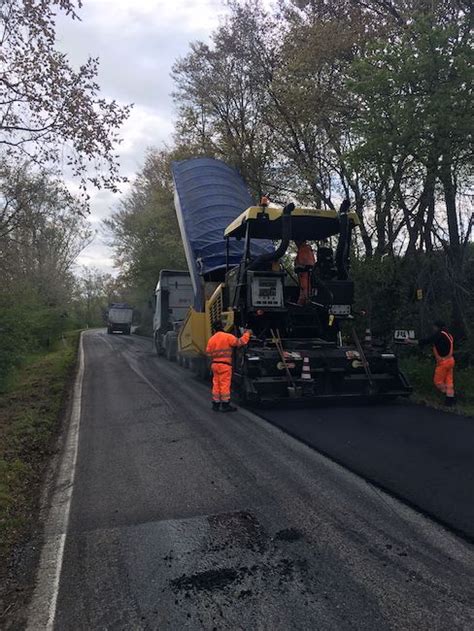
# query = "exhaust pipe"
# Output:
<box><xmin>335</xmin><ymin>199</ymin><xmax>351</xmax><ymax>280</ymax></box>
<box><xmin>248</xmin><ymin>202</ymin><xmax>295</xmax><ymax>270</ymax></box>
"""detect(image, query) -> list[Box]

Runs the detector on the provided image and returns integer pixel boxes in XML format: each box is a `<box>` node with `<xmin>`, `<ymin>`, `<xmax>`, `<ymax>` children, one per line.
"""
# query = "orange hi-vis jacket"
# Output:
<box><xmin>433</xmin><ymin>330</ymin><xmax>454</xmax><ymax>363</ymax></box>
<box><xmin>206</xmin><ymin>330</ymin><xmax>251</xmax><ymax>366</ymax></box>
<box><xmin>432</xmin><ymin>330</ymin><xmax>455</xmax><ymax>398</ymax></box>
<box><xmin>295</xmin><ymin>243</ymin><xmax>316</xmax><ymax>269</ymax></box>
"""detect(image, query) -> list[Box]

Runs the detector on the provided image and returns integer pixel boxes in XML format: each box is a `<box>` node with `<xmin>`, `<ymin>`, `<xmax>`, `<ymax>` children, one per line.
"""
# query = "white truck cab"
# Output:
<box><xmin>153</xmin><ymin>270</ymin><xmax>193</xmax><ymax>359</ymax></box>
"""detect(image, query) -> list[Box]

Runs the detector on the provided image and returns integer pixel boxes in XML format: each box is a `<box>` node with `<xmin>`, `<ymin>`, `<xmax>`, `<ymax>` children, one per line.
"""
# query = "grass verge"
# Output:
<box><xmin>0</xmin><ymin>331</ymin><xmax>80</xmax><ymax>623</ymax></box>
<box><xmin>400</xmin><ymin>355</ymin><xmax>474</xmax><ymax>417</ymax></box>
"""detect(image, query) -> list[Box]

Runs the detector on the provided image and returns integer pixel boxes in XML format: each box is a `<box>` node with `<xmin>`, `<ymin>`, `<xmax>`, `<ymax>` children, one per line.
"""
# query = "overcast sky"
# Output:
<box><xmin>56</xmin><ymin>0</ymin><xmax>225</xmax><ymax>274</ymax></box>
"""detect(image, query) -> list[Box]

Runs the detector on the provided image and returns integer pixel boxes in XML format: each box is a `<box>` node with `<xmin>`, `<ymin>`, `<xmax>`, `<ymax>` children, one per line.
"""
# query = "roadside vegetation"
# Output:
<box><xmin>0</xmin><ymin>332</ymin><xmax>79</xmax><ymax>561</ymax></box>
<box><xmin>400</xmin><ymin>355</ymin><xmax>474</xmax><ymax>416</ymax></box>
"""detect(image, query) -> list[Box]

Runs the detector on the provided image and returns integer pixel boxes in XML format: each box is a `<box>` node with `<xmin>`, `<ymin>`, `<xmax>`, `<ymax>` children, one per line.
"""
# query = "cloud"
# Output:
<box><xmin>55</xmin><ymin>0</ymin><xmax>225</xmax><ymax>275</ymax></box>
<box><xmin>76</xmin><ymin>247</ymin><xmax>115</xmax><ymax>272</ymax></box>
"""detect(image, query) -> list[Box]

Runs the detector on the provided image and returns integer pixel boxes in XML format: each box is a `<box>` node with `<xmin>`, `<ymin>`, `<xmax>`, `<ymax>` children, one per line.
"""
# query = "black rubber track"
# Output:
<box><xmin>254</xmin><ymin>400</ymin><xmax>474</xmax><ymax>541</ymax></box>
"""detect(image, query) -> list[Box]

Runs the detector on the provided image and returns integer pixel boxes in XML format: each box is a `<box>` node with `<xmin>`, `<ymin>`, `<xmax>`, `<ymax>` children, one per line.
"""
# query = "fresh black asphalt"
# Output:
<box><xmin>256</xmin><ymin>401</ymin><xmax>474</xmax><ymax>541</ymax></box>
<box><xmin>52</xmin><ymin>331</ymin><xmax>474</xmax><ymax>630</ymax></box>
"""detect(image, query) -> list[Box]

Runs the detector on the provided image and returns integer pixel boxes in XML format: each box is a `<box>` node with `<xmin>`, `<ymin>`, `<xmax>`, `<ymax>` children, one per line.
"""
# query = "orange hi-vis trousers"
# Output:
<box><xmin>297</xmin><ymin>270</ymin><xmax>311</xmax><ymax>305</ymax></box>
<box><xmin>434</xmin><ymin>356</ymin><xmax>455</xmax><ymax>397</ymax></box>
<box><xmin>432</xmin><ymin>331</ymin><xmax>455</xmax><ymax>398</ymax></box>
<box><xmin>211</xmin><ymin>363</ymin><xmax>232</xmax><ymax>403</ymax></box>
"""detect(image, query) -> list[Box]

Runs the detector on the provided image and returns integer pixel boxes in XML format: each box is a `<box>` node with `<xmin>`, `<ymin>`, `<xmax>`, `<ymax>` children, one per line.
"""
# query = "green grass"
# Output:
<box><xmin>0</xmin><ymin>331</ymin><xmax>80</xmax><ymax>560</ymax></box>
<box><xmin>400</xmin><ymin>355</ymin><xmax>474</xmax><ymax>417</ymax></box>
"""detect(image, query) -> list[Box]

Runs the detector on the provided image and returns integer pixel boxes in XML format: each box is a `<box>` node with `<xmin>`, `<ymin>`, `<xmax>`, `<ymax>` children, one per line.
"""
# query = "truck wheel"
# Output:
<box><xmin>165</xmin><ymin>338</ymin><xmax>176</xmax><ymax>361</ymax></box>
<box><xmin>107</xmin><ymin>327</ymin><xmax>112</xmax><ymax>334</ymax></box>
<box><xmin>165</xmin><ymin>332</ymin><xmax>177</xmax><ymax>362</ymax></box>
<box><xmin>193</xmin><ymin>357</ymin><xmax>209</xmax><ymax>380</ymax></box>
<box><xmin>154</xmin><ymin>333</ymin><xmax>163</xmax><ymax>356</ymax></box>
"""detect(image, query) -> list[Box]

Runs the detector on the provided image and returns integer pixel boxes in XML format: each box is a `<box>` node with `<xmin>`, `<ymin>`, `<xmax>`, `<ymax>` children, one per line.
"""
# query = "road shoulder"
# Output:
<box><xmin>0</xmin><ymin>332</ymin><xmax>81</xmax><ymax>630</ymax></box>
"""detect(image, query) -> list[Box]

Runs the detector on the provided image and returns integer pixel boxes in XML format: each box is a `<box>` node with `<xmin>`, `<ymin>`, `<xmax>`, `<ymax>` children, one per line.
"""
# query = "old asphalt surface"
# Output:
<box><xmin>39</xmin><ymin>330</ymin><xmax>474</xmax><ymax>630</ymax></box>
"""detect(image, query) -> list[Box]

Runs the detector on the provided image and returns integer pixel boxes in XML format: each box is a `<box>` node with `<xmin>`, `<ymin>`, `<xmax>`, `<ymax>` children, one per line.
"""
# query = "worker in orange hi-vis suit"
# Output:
<box><xmin>406</xmin><ymin>320</ymin><xmax>456</xmax><ymax>406</ymax></box>
<box><xmin>294</xmin><ymin>240</ymin><xmax>316</xmax><ymax>305</ymax></box>
<box><xmin>206</xmin><ymin>322</ymin><xmax>251</xmax><ymax>412</ymax></box>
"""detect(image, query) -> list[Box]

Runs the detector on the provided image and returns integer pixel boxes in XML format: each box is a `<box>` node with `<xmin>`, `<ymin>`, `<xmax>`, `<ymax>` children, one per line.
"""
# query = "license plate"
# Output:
<box><xmin>394</xmin><ymin>329</ymin><xmax>416</xmax><ymax>341</ymax></box>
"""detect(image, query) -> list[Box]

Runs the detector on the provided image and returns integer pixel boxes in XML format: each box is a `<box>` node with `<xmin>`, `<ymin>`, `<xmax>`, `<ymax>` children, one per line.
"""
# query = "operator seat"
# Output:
<box><xmin>315</xmin><ymin>245</ymin><xmax>337</xmax><ymax>280</ymax></box>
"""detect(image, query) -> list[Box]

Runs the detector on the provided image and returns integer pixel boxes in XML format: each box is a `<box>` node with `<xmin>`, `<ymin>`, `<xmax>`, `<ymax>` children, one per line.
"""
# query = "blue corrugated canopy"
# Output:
<box><xmin>172</xmin><ymin>158</ymin><xmax>274</xmax><ymax>307</ymax></box>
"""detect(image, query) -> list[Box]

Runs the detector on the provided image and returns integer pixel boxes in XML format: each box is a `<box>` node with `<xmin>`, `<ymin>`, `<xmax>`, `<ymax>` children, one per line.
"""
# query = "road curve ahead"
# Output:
<box><xmin>40</xmin><ymin>331</ymin><xmax>474</xmax><ymax>630</ymax></box>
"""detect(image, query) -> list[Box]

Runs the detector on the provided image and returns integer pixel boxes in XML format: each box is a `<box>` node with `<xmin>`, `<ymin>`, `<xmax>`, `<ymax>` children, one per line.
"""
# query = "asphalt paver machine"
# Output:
<box><xmin>219</xmin><ymin>201</ymin><xmax>411</xmax><ymax>403</ymax></box>
<box><xmin>172</xmin><ymin>157</ymin><xmax>411</xmax><ymax>404</ymax></box>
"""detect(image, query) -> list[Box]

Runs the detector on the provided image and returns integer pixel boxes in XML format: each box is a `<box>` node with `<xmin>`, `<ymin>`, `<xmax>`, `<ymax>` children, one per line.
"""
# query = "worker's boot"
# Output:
<box><xmin>212</xmin><ymin>401</ymin><xmax>221</xmax><ymax>412</ymax></box>
<box><xmin>445</xmin><ymin>396</ymin><xmax>456</xmax><ymax>407</ymax></box>
<box><xmin>221</xmin><ymin>401</ymin><xmax>237</xmax><ymax>413</ymax></box>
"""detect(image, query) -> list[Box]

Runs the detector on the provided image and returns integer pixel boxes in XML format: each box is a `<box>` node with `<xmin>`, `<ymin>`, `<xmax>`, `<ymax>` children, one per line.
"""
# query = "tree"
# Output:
<box><xmin>0</xmin><ymin>162</ymin><xmax>93</xmax><ymax>383</ymax></box>
<box><xmin>165</xmin><ymin>0</ymin><xmax>474</xmax><ymax>338</ymax></box>
<box><xmin>0</xmin><ymin>162</ymin><xmax>91</xmax><ymax>302</ymax></box>
<box><xmin>348</xmin><ymin>0</ymin><xmax>473</xmax><ymax>334</ymax></box>
<box><xmin>264</xmin><ymin>0</ymin><xmax>377</xmax><ymax>249</ymax></box>
<box><xmin>105</xmin><ymin>149</ymin><xmax>187</xmax><ymax>307</ymax></box>
<box><xmin>73</xmin><ymin>268</ymin><xmax>121</xmax><ymax>327</ymax></box>
<box><xmin>172</xmin><ymin>0</ymin><xmax>376</xmax><ymax>247</ymax></box>
<box><xmin>0</xmin><ymin>0</ymin><xmax>131</xmax><ymax>203</ymax></box>
<box><xmin>172</xmin><ymin>1</ymin><xmax>277</xmax><ymax>198</ymax></box>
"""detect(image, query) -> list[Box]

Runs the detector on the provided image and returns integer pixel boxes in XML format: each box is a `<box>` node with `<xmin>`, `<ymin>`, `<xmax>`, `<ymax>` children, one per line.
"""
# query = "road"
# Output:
<box><xmin>32</xmin><ymin>330</ymin><xmax>474</xmax><ymax>630</ymax></box>
<box><xmin>256</xmin><ymin>397</ymin><xmax>474</xmax><ymax>540</ymax></box>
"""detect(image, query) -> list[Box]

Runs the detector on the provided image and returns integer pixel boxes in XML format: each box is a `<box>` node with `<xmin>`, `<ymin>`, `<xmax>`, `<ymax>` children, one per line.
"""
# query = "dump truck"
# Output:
<box><xmin>107</xmin><ymin>303</ymin><xmax>134</xmax><ymax>335</ymax></box>
<box><xmin>170</xmin><ymin>157</ymin><xmax>411</xmax><ymax>404</ymax></box>
<box><xmin>153</xmin><ymin>269</ymin><xmax>193</xmax><ymax>359</ymax></box>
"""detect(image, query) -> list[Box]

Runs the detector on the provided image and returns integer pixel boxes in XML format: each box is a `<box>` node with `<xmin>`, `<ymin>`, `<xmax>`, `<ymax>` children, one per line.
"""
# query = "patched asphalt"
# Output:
<box><xmin>52</xmin><ymin>331</ymin><xmax>474</xmax><ymax>630</ymax></box>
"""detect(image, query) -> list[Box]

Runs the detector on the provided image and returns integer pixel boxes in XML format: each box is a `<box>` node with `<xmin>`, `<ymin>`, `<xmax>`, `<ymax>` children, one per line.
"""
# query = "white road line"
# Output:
<box><xmin>27</xmin><ymin>333</ymin><xmax>85</xmax><ymax>631</ymax></box>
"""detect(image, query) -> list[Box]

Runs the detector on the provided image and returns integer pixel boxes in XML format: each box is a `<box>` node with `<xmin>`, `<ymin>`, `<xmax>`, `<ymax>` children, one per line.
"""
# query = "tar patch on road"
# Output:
<box><xmin>170</xmin><ymin>567</ymin><xmax>239</xmax><ymax>593</ymax></box>
<box><xmin>274</xmin><ymin>528</ymin><xmax>304</xmax><ymax>542</ymax></box>
<box><xmin>165</xmin><ymin>510</ymin><xmax>310</xmax><ymax>605</ymax></box>
<box><xmin>207</xmin><ymin>510</ymin><xmax>267</xmax><ymax>553</ymax></box>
